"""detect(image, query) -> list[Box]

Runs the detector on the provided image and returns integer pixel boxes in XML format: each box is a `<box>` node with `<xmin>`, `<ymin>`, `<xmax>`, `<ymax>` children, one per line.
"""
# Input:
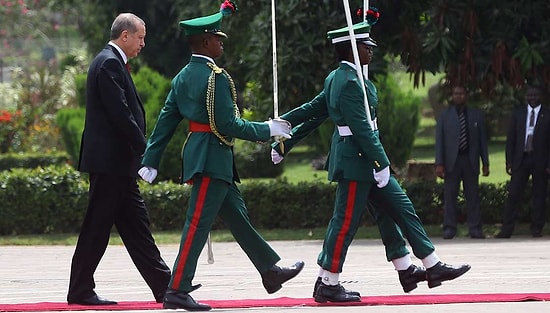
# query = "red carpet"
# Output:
<box><xmin>1</xmin><ymin>293</ymin><xmax>549</xmax><ymax>311</ymax></box>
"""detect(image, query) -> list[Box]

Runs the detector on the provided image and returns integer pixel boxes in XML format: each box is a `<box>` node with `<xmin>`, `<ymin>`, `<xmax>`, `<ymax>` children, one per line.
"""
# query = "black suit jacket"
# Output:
<box><xmin>78</xmin><ymin>44</ymin><xmax>146</xmax><ymax>177</ymax></box>
<box><xmin>505</xmin><ymin>105</ymin><xmax>550</xmax><ymax>171</ymax></box>
<box><xmin>435</xmin><ymin>105</ymin><xmax>489</xmax><ymax>174</ymax></box>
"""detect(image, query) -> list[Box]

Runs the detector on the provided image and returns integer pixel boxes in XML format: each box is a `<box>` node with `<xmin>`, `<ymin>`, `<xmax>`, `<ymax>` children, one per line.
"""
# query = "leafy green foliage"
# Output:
<box><xmin>377</xmin><ymin>75</ymin><xmax>421</xmax><ymax>168</ymax></box>
<box><xmin>132</xmin><ymin>66</ymin><xmax>187</xmax><ymax>182</ymax></box>
<box><xmin>0</xmin><ymin>165</ymin><xmax>88</xmax><ymax>235</ymax></box>
<box><xmin>2</xmin><ymin>164</ymin><xmax>544</xmax><ymax>235</ymax></box>
<box><xmin>376</xmin><ymin>0</ymin><xmax>550</xmax><ymax>92</ymax></box>
<box><xmin>56</xmin><ymin>107</ymin><xmax>85</xmax><ymax>166</ymax></box>
<box><xmin>0</xmin><ymin>152</ymin><xmax>70</xmax><ymax>171</ymax></box>
<box><xmin>233</xmin><ymin>140</ymin><xmax>284</xmax><ymax>178</ymax></box>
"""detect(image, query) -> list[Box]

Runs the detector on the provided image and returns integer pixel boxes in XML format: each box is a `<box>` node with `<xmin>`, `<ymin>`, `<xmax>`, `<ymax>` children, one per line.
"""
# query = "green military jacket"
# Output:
<box><xmin>142</xmin><ymin>55</ymin><xmax>271</xmax><ymax>183</ymax></box>
<box><xmin>276</xmin><ymin>62</ymin><xmax>390</xmax><ymax>183</ymax></box>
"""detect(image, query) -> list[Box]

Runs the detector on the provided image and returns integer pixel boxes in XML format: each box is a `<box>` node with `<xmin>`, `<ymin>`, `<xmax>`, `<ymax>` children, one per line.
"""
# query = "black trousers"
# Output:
<box><xmin>67</xmin><ymin>173</ymin><xmax>171</xmax><ymax>302</ymax></box>
<box><xmin>502</xmin><ymin>153</ymin><xmax>549</xmax><ymax>235</ymax></box>
<box><xmin>443</xmin><ymin>154</ymin><xmax>482</xmax><ymax>234</ymax></box>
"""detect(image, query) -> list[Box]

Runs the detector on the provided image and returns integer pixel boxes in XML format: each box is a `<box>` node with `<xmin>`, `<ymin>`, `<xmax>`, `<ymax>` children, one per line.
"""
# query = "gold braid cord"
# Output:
<box><xmin>206</xmin><ymin>62</ymin><xmax>240</xmax><ymax>146</ymax></box>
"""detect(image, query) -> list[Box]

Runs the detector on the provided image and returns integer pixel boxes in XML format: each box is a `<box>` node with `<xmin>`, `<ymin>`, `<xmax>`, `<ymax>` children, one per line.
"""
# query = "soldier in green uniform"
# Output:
<box><xmin>138</xmin><ymin>2</ymin><xmax>304</xmax><ymax>311</ymax></box>
<box><xmin>272</xmin><ymin>20</ymin><xmax>471</xmax><ymax>303</ymax></box>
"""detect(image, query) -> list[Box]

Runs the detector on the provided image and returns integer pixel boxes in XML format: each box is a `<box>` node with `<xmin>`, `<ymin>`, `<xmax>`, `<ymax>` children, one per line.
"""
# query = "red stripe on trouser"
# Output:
<box><xmin>331</xmin><ymin>181</ymin><xmax>357</xmax><ymax>272</ymax></box>
<box><xmin>171</xmin><ymin>176</ymin><xmax>210</xmax><ymax>288</ymax></box>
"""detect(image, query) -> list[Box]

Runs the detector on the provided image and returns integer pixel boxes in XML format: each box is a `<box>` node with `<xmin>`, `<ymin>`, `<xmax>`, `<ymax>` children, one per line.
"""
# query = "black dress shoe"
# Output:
<box><xmin>312</xmin><ymin>277</ymin><xmax>360</xmax><ymax>297</ymax></box>
<box><xmin>426</xmin><ymin>261</ymin><xmax>471</xmax><ymax>288</ymax></box>
<box><xmin>163</xmin><ymin>289</ymin><xmax>211</xmax><ymax>311</ymax></box>
<box><xmin>314</xmin><ymin>283</ymin><xmax>361</xmax><ymax>303</ymax></box>
<box><xmin>495</xmin><ymin>231</ymin><xmax>511</xmax><ymax>238</ymax></box>
<box><xmin>469</xmin><ymin>232</ymin><xmax>485</xmax><ymax>239</ymax></box>
<box><xmin>155</xmin><ymin>292</ymin><xmax>164</xmax><ymax>303</ymax></box>
<box><xmin>398</xmin><ymin>264</ymin><xmax>426</xmax><ymax>293</ymax></box>
<box><xmin>261</xmin><ymin>261</ymin><xmax>305</xmax><ymax>294</ymax></box>
<box><xmin>67</xmin><ymin>295</ymin><xmax>117</xmax><ymax>305</ymax></box>
<box><xmin>443</xmin><ymin>229</ymin><xmax>455</xmax><ymax>239</ymax></box>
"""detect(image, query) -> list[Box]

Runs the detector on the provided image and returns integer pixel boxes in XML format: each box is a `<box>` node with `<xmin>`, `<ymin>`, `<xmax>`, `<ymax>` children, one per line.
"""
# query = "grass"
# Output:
<box><xmin>411</xmin><ymin>137</ymin><xmax>509</xmax><ymax>185</ymax></box>
<box><xmin>3</xmin><ymin>223</ymin><xmax>539</xmax><ymax>246</ymax></box>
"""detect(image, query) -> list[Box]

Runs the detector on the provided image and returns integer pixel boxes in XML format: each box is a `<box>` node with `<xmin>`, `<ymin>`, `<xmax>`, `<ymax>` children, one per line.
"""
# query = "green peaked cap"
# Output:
<box><xmin>179</xmin><ymin>12</ymin><xmax>227</xmax><ymax>38</ymax></box>
<box><xmin>327</xmin><ymin>21</ymin><xmax>377</xmax><ymax>46</ymax></box>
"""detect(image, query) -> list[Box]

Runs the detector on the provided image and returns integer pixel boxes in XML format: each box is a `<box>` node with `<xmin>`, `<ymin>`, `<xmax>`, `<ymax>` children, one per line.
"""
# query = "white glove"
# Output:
<box><xmin>266</xmin><ymin>118</ymin><xmax>292</xmax><ymax>139</ymax></box>
<box><xmin>271</xmin><ymin>149</ymin><xmax>284</xmax><ymax>164</ymax></box>
<box><xmin>373</xmin><ymin>166</ymin><xmax>390</xmax><ymax>188</ymax></box>
<box><xmin>138</xmin><ymin>166</ymin><xmax>158</xmax><ymax>184</ymax></box>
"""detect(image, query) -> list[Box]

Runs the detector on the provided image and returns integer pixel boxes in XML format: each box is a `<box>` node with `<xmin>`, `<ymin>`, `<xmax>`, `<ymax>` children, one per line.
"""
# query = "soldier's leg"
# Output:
<box><xmin>218</xmin><ymin>182</ymin><xmax>280</xmax><ymax>273</ymax></box>
<box><xmin>370</xmin><ymin>176</ymin><xmax>435</xmax><ymax>259</ymax></box>
<box><xmin>168</xmin><ymin>176</ymin><xmax>226</xmax><ymax>292</ymax></box>
<box><xmin>317</xmin><ymin>179</ymin><xmax>369</xmax><ymax>273</ymax></box>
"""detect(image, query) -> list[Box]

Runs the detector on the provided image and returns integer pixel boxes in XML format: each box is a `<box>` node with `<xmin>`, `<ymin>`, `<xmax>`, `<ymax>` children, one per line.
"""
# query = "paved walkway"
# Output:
<box><xmin>1</xmin><ymin>237</ymin><xmax>550</xmax><ymax>312</ymax></box>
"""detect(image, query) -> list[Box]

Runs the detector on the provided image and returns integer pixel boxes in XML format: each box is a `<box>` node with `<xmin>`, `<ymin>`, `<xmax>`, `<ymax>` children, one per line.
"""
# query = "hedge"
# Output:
<box><xmin>0</xmin><ymin>165</ymin><xmax>541</xmax><ymax>235</ymax></box>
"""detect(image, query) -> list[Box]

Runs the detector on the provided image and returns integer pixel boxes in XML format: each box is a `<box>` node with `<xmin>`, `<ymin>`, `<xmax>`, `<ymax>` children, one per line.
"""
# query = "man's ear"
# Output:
<box><xmin>202</xmin><ymin>35</ymin><xmax>212</xmax><ymax>48</ymax></box>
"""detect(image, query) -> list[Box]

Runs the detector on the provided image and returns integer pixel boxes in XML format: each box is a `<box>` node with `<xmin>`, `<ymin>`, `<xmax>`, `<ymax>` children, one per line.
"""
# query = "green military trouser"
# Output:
<box><xmin>368</xmin><ymin>176</ymin><xmax>435</xmax><ymax>261</ymax></box>
<box><xmin>318</xmin><ymin>176</ymin><xmax>435</xmax><ymax>272</ymax></box>
<box><xmin>169</xmin><ymin>175</ymin><xmax>281</xmax><ymax>292</ymax></box>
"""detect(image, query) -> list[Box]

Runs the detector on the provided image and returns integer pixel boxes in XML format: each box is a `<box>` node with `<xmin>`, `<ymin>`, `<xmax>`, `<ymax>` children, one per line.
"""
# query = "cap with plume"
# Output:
<box><xmin>356</xmin><ymin>6</ymin><xmax>380</xmax><ymax>25</ymax></box>
<box><xmin>220</xmin><ymin>0</ymin><xmax>238</xmax><ymax>16</ymax></box>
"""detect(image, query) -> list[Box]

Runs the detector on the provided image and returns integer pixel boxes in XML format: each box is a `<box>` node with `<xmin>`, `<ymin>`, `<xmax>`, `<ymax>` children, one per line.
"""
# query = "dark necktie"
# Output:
<box><xmin>458</xmin><ymin>109</ymin><xmax>467</xmax><ymax>152</ymax></box>
<box><xmin>125</xmin><ymin>62</ymin><xmax>131</xmax><ymax>73</ymax></box>
<box><xmin>525</xmin><ymin>108</ymin><xmax>535</xmax><ymax>152</ymax></box>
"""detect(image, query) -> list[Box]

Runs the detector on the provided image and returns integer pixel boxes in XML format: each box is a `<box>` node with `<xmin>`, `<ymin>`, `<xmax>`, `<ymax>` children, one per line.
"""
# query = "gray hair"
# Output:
<box><xmin>110</xmin><ymin>13</ymin><xmax>145</xmax><ymax>40</ymax></box>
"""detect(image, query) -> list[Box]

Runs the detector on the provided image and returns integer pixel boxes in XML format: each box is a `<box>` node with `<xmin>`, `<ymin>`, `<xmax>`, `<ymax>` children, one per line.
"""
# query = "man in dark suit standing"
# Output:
<box><xmin>497</xmin><ymin>85</ymin><xmax>550</xmax><ymax>238</ymax></box>
<box><xmin>435</xmin><ymin>86</ymin><xmax>490</xmax><ymax>239</ymax></box>
<box><xmin>67</xmin><ymin>13</ymin><xmax>171</xmax><ymax>305</ymax></box>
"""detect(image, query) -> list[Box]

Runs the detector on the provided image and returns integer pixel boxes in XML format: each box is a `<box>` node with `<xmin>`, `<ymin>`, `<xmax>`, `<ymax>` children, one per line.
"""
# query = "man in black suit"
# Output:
<box><xmin>497</xmin><ymin>85</ymin><xmax>550</xmax><ymax>238</ymax></box>
<box><xmin>67</xmin><ymin>13</ymin><xmax>171</xmax><ymax>305</ymax></box>
<box><xmin>435</xmin><ymin>86</ymin><xmax>490</xmax><ymax>239</ymax></box>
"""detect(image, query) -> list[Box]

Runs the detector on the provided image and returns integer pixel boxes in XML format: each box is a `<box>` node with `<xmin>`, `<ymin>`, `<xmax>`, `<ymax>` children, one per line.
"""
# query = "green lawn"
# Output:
<box><xmin>248</xmin><ymin>137</ymin><xmax>510</xmax><ymax>186</ymax></box>
<box><xmin>411</xmin><ymin>138</ymin><xmax>509</xmax><ymax>184</ymax></box>
<box><xmin>2</xmin><ymin>223</ymin><xmax>539</xmax><ymax>245</ymax></box>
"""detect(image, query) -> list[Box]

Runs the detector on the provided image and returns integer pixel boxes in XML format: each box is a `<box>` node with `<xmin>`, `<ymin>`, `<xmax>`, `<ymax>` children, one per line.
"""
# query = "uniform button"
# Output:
<box><xmin>358</xmin><ymin>153</ymin><xmax>362</xmax><ymax>156</ymax></box>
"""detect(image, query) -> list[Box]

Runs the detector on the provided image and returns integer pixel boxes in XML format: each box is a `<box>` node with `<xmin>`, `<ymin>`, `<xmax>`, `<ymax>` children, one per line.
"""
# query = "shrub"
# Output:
<box><xmin>0</xmin><ymin>152</ymin><xmax>70</xmax><ymax>171</ymax></box>
<box><xmin>0</xmin><ymin>165</ymin><xmax>88</xmax><ymax>235</ymax></box>
<box><xmin>377</xmin><ymin>75</ymin><xmax>422</xmax><ymax>168</ymax></box>
<box><xmin>133</xmin><ymin>66</ymin><xmax>187</xmax><ymax>182</ymax></box>
<box><xmin>1</xmin><ymin>165</ymin><xmax>546</xmax><ymax>235</ymax></box>
<box><xmin>56</xmin><ymin>108</ymin><xmax>85</xmax><ymax>166</ymax></box>
<box><xmin>233</xmin><ymin>140</ymin><xmax>284</xmax><ymax>178</ymax></box>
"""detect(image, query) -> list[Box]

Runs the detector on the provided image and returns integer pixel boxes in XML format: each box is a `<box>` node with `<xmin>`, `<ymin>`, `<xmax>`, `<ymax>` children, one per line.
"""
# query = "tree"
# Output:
<box><xmin>374</xmin><ymin>0</ymin><xmax>550</xmax><ymax>94</ymax></box>
<box><xmin>75</xmin><ymin>0</ymin><xmax>193</xmax><ymax>77</ymax></box>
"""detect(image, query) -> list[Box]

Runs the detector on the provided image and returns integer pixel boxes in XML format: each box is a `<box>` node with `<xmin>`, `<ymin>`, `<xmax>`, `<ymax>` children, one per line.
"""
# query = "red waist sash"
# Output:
<box><xmin>189</xmin><ymin>121</ymin><xmax>212</xmax><ymax>132</ymax></box>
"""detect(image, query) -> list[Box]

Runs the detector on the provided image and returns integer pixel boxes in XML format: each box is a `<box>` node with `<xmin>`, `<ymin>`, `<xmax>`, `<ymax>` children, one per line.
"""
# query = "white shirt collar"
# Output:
<box><xmin>192</xmin><ymin>54</ymin><xmax>216</xmax><ymax>64</ymax></box>
<box><xmin>108</xmin><ymin>42</ymin><xmax>128</xmax><ymax>64</ymax></box>
<box><xmin>528</xmin><ymin>104</ymin><xmax>541</xmax><ymax>114</ymax></box>
<box><xmin>341</xmin><ymin>60</ymin><xmax>357</xmax><ymax>70</ymax></box>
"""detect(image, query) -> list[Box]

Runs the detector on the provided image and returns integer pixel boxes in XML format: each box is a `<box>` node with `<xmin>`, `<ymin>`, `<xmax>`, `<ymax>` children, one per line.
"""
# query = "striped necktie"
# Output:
<box><xmin>458</xmin><ymin>108</ymin><xmax>467</xmax><ymax>152</ymax></box>
<box><xmin>525</xmin><ymin>108</ymin><xmax>535</xmax><ymax>152</ymax></box>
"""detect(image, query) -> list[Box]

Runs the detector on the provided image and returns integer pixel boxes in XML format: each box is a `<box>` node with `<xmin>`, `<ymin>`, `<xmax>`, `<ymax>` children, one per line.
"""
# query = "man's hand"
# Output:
<box><xmin>266</xmin><ymin>118</ymin><xmax>292</xmax><ymax>139</ymax></box>
<box><xmin>373</xmin><ymin>166</ymin><xmax>390</xmax><ymax>188</ymax></box>
<box><xmin>435</xmin><ymin>165</ymin><xmax>445</xmax><ymax>179</ymax></box>
<box><xmin>138</xmin><ymin>166</ymin><xmax>158</xmax><ymax>183</ymax></box>
<box><xmin>271</xmin><ymin>149</ymin><xmax>284</xmax><ymax>165</ymax></box>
